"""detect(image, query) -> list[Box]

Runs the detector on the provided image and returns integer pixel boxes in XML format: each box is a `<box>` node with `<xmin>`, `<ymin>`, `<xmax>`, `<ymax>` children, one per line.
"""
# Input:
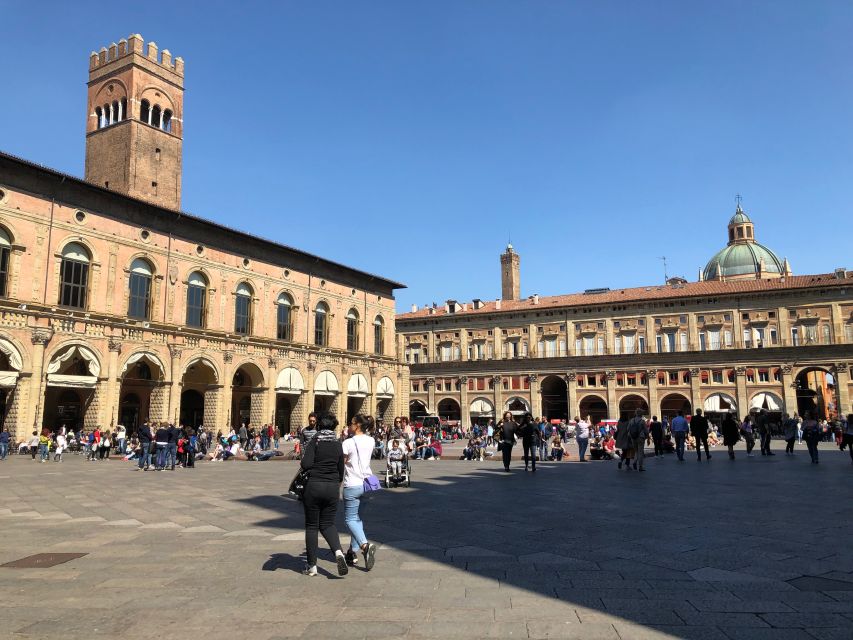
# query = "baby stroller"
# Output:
<box><xmin>384</xmin><ymin>454</ymin><xmax>411</xmax><ymax>488</ymax></box>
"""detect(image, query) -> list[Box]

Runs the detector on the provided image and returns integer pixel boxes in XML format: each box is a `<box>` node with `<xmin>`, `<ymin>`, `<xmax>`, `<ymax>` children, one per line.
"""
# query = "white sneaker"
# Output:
<box><xmin>302</xmin><ymin>564</ymin><xmax>317</xmax><ymax>576</ymax></box>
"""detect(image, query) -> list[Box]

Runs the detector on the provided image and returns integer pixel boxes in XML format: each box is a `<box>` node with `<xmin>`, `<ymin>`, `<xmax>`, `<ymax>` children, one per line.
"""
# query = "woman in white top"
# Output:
<box><xmin>54</xmin><ymin>427</ymin><xmax>67</xmax><ymax>462</ymax></box>
<box><xmin>341</xmin><ymin>414</ymin><xmax>378</xmax><ymax>570</ymax></box>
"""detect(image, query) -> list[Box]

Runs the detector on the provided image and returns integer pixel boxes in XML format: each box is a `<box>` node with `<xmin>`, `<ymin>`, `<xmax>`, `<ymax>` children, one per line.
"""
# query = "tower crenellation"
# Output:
<box><xmin>85</xmin><ymin>33</ymin><xmax>184</xmax><ymax>209</ymax></box>
<box><xmin>88</xmin><ymin>33</ymin><xmax>184</xmax><ymax>78</ymax></box>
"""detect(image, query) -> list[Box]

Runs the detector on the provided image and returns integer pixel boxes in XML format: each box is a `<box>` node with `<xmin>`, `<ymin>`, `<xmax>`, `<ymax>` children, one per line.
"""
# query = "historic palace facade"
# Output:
<box><xmin>0</xmin><ymin>34</ymin><xmax>407</xmax><ymax>441</ymax></box>
<box><xmin>398</xmin><ymin>213</ymin><xmax>853</xmax><ymax>426</ymax></box>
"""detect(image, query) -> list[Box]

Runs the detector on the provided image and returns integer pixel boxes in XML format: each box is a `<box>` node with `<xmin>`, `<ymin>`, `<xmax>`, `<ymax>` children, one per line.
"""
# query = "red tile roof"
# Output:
<box><xmin>397</xmin><ymin>273</ymin><xmax>850</xmax><ymax>321</ymax></box>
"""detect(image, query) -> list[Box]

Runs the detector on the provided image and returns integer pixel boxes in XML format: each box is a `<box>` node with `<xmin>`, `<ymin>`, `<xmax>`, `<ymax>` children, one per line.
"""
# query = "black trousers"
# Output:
<box><xmin>302</xmin><ymin>480</ymin><xmax>342</xmax><ymax>566</ymax></box>
<box><xmin>652</xmin><ymin>433</ymin><xmax>663</xmax><ymax>456</ymax></box>
<box><xmin>695</xmin><ymin>433</ymin><xmax>710</xmax><ymax>459</ymax></box>
<box><xmin>501</xmin><ymin>443</ymin><xmax>513</xmax><ymax>470</ymax></box>
<box><xmin>522</xmin><ymin>441</ymin><xmax>536</xmax><ymax>470</ymax></box>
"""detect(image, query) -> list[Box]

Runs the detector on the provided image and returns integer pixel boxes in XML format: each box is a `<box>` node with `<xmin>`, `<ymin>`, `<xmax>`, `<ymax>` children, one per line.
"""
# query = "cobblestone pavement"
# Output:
<box><xmin>1</xmin><ymin>443</ymin><xmax>851</xmax><ymax>640</ymax></box>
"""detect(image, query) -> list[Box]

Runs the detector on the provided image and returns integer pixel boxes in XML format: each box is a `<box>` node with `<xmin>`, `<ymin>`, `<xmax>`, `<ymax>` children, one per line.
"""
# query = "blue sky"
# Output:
<box><xmin>2</xmin><ymin>1</ymin><xmax>851</xmax><ymax>311</ymax></box>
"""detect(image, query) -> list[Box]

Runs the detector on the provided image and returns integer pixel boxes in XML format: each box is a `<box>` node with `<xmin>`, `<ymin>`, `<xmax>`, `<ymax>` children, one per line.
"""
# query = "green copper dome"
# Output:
<box><xmin>729</xmin><ymin>209</ymin><xmax>751</xmax><ymax>225</ymax></box>
<box><xmin>703</xmin><ymin>242</ymin><xmax>784</xmax><ymax>280</ymax></box>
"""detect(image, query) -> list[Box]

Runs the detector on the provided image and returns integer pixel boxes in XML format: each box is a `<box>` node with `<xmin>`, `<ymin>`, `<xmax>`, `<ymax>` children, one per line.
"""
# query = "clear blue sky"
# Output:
<box><xmin>2</xmin><ymin>1</ymin><xmax>851</xmax><ymax>311</ymax></box>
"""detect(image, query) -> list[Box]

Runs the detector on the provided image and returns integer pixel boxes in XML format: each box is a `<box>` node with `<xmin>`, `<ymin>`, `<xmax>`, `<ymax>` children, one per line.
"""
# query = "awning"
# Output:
<box><xmin>376</xmin><ymin>376</ymin><xmax>395</xmax><ymax>399</ymax></box>
<box><xmin>0</xmin><ymin>338</ymin><xmax>23</xmax><ymax>371</ymax></box>
<box><xmin>275</xmin><ymin>367</ymin><xmax>305</xmax><ymax>394</ymax></box>
<box><xmin>47</xmin><ymin>374</ymin><xmax>98</xmax><ymax>389</ymax></box>
<box><xmin>750</xmin><ymin>392</ymin><xmax>782</xmax><ymax>412</ymax></box>
<box><xmin>314</xmin><ymin>370</ymin><xmax>340</xmax><ymax>396</ymax></box>
<box><xmin>46</xmin><ymin>345</ymin><xmax>101</xmax><ymax>377</ymax></box>
<box><xmin>470</xmin><ymin>398</ymin><xmax>495</xmax><ymax>416</ymax></box>
<box><xmin>121</xmin><ymin>351</ymin><xmax>166</xmax><ymax>379</ymax></box>
<box><xmin>347</xmin><ymin>373</ymin><xmax>370</xmax><ymax>398</ymax></box>
<box><xmin>703</xmin><ymin>393</ymin><xmax>738</xmax><ymax>413</ymax></box>
<box><xmin>0</xmin><ymin>371</ymin><xmax>19</xmax><ymax>388</ymax></box>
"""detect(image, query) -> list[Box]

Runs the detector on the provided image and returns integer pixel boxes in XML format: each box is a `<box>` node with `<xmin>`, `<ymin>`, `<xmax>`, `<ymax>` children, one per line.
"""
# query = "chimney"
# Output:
<box><xmin>410</xmin><ymin>304</ymin><xmax>418</xmax><ymax>313</ymax></box>
<box><xmin>495</xmin><ymin>298</ymin><xmax>502</xmax><ymax>310</ymax></box>
<box><xmin>531</xmin><ymin>294</ymin><xmax>539</xmax><ymax>305</ymax></box>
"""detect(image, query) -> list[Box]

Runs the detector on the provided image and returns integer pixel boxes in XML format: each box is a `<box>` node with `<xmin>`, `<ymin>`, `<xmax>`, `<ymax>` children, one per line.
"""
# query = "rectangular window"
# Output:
<box><xmin>822</xmin><ymin>324</ymin><xmax>831</xmax><ymax>344</ymax></box>
<box><xmin>412</xmin><ymin>381</ymin><xmax>419</xmax><ymax>392</ymax></box>
<box><xmin>186</xmin><ymin>285</ymin><xmax>206</xmax><ymax>328</ymax></box>
<box><xmin>584</xmin><ymin>336</ymin><xmax>594</xmax><ymax>356</ymax></box>
<box><xmin>624</xmin><ymin>334</ymin><xmax>635</xmax><ymax>354</ymax></box>
<box><xmin>614</xmin><ymin>335</ymin><xmax>622</xmax><ymax>354</ymax></box>
<box><xmin>724</xmin><ymin>330</ymin><xmax>732</xmax><ymax>347</ymax></box>
<box><xmin>0</xmin><ymin>246</ymin><xmax>9</xmax><ymax>298</ymax></box>
<box><xmin>638</xmin><ymin>336</ymin><xmax>645</xmax><ymax>354</ymax></box>
<box><xmin>656</xmin><ymin>335</ymin><xmax>663</xmax><ymax>353</ymax></box>
<box><xmin>804</xmin><ymin>325</ymin><xmax>817</xmax><ymax>344</ymax></box>
<box><xmin>743</xmin><ymin>329</ymin><xmax>752</xmax><ymax>348</ymax></box>
<box><xmin>575</xmin><ymin>338</ymin><xmax>582</xmax><ymax>355</ymax></box>
<box><xmin>597</xmin><ymin>336</ymin><xmax>604</xmax><ymax>355</ymax></box>
<box><xmin>791</xmin><ymin>327</ymin><xmax>799</xmax><ymax>346</ymax></box>
<box><xmin>128</xmin><ymin>272</ymin><xmax>151</xmax><ymax>320</ymax></box>
<box><xmin>666</xmin><ymin>333</ymin><xmax>676</xmax><ymax>353</ymax></box>
<box><xmin>699</xmin><ymin>333</ymin><xmax>707</xmax><ymax>351</ymax></box>
<box><xmin>412</xmin><ymin>350</ymin><xmax>420</xmax><ymax>364</ymax></box>
<box><xmin>60</xmin><ymin>259</ymin><xmax>89</xmax><ymax>309</ymax></box>
<box><xmin>587</xmin><ymin>375</ymin><xmax>596</xmax><ymax>387</ymax></box>
<box><xmin>770</xmin><ymin>327</ymin><xmax>778</xmax><ymax>345</ymax></box>
<box><xmin>669</xmin><ymin>371</ymin><xmax>678</xmax><ymax>384</ymax></box>
<box><xmin>758</xmin><ymin>369</ymin><xmax>770</xmax><ymax>382</ymax></box>
<box><xmin>277</xmin><ymin>305</ymin><xmax>292</xmax><ymax>341</ymax></box>
<box><xmin>521</xmin><ymin>341</ymin><xmax>528</xmax><ymax>357</ymax></box>
<box><xmin>846</xmin><ymin>324</ymin><xmax>853</xmax><ymax>343</ymax></box>
<box><xmin>537</xmin><ymin>340</ymin><xmax>544</xmax><ymax>357</ymax></box>
<box><xmin>468</xmin><ymin>346</ymin><xmax>474</xmax><ymax>361</ymax></box>
<box><xmin>559</xmin><ymin>339</ymin><xmax>566</xmax><ymax>357</ymax></box>
<box><xmin>712</xmin><ymin>370</ymin><xmax>723</xmax><ymax>384</ymax></box>
<box><xmin>441</xmin><ymin>345</ymin><xmax>452</xmax><ymax>361</ymax></box>
<box><xmin>679</xmin><ymin>332</ymin><xmax>688</xmax><ymax>352</ymax></box>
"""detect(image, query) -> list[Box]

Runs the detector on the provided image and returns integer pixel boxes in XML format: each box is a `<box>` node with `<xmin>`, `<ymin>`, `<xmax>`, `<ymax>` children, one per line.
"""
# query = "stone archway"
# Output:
<box><xmin>119</xmin><ymin>351</ymin><xmax>167</xmax><ymax>434</ymax></box>
<box><xmin>618</xmin><ymin>394</ymin><xmax>649</xmax><ymax>419</ymax></box>
<box><xmin>231</xmin><ymin>363</ymin><xmax>265</xmax><ymax>430</ymax></box>
<box><xmin>180</xmin><ymin>357</ymin><xmax>218</xmax><ymax>430</ymax></box>
<box><xmin>275</xmin><ymin>367</ymin><xmax>305</xmax><ymax>434</ymax></box>
<box><xmin>43</xmin><ymin>344</ymin><xmax>101</xmax><ymax>431</ymax></box>
<box><xmin>795</xmin><ymin>368</ymin><xmax>835</xmax><ymax>420</ymax></box>
<box><xmin>541</xmin><ymin>375</ymin><xmax>568</xmax><ymax>421</ymax></box>
<box><xmin>313</xmin><ymin>370</ymin><xmax>340</xmax><ymax>417</ymax></box>
<box><xmin>660</xmin><ymin>393</ymin><xmax>692</xmax><ymax>421</ymax></box>
<box><xmin>437</xmin><ymin>398</ymin><xmax>461</xmax><ymax>422</ymax></box>
<box><xmin>409</xmin><ymin>399</ymin><xmax>428</xmax><ymax>422</ymax></box>
<box><xmin>578</xmin><ymin>394</ymin><xmax>608</xmax><ymax>425</ymax></box>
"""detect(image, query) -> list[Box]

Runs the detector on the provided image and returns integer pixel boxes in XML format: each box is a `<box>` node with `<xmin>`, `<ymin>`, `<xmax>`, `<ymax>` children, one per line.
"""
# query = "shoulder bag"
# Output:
<box><xmin>354</xmin><ymin>440</ymin><xmax>381</xmax><ymax>492</ymax></box>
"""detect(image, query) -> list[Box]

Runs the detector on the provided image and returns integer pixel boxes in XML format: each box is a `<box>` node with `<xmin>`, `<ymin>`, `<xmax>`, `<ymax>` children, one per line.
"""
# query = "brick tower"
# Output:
<box><xmin>84</xmin><ymin>34</ymin><xmax>184</xmax><ymax>210</ymax></box>
<box><xmin>500</xmin><ymin>244</ymin><xmax>520</xmax><ymax>300</ymax></box>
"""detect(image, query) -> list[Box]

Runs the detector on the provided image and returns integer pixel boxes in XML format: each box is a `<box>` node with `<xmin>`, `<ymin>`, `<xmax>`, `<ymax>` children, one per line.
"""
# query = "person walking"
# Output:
<box><xmin>115</xmin><ymin>424</ymin><xmax>127</xmax><ymax>456</ymax></box>
<box><xmin>137</xmin><ymin>422</ymin><xmax>152</xmax><ymax>470</ymax></box>
<box><xmin>615</xmin><ymin>415</ymin><xmax>634</xmax><ymax>470</ymax></box>
<box><xmin>627</xmin><ymin>409</ymin><xmax>648</xmax><ymax>471</ymax></box>
<box><xmin>690</xmin><ymin>409</ymin><xmax>712</xmax><ymax>462</ymax></box>
<box><xmin>342</xmin><ymin>414</ymin><xmax>378</xmax><ymax>570</ymax></box>
<box><xmin>649</xmin><ymin>415</ymin><xmax>664</xmax><ymax>458</ymax></box>
<box><xmin>575</xmin><ymin>416</ymin><xmax>590</xmax><ymax>462</ymax></box>
<box><xmin>299</xmin><ymin>412</ymin><xmax>348</xmax><ymax>577</ymax></box>
<box><xmin>741</xmin><ymin>415</ymin><xmax>756</xmax><ymax>457</ymax></box>
<box><xmin>300</xmin><ymin>413</ymin><xmax>318</xmax><ymax>446</ymax></box>
<box><xmin>497</xmin><ymin>411</ymin><xmax>518</xmax><ymax>472</ymax></box>
<box><xmin>154</xmin><ymin>423</ymin><xmax>169</xmax><ymax>470</ymax></box>
<box><xmin>801</xmin><ymin>411</ymin><xmax>821</xmax><ymax>464</ymax></box>
<box><xmin>0</xmin><ymin>427</ymin><xmax>9</xmax><ymax>461</ymax></box>
<box><xmin>756</xmin><ymin>409</ymin><xmax>774</xmax><ymax>456</ymax></box>
<box><xmin>783</xmin><ymin>413</ymin><xmax>798</xmax><ymax>455</ymax></box>
<box><xmin>721</xmin><ymin>413</ymin><xmax>740</xmax><ymax>460</ymax></box>
<box><xmin>54</xmin><ymin>427</ymin><xmax>67</xmax><ymax>462</ymax></box>
<box><xmin>518</xmin><ymin>413</ymin><xmax>537</xmax><ymax>472</ymax></box>
<box><xmin>670</xmin><ymin>411</ymin><xmax>689</xmax><ymax>462</ymax></box>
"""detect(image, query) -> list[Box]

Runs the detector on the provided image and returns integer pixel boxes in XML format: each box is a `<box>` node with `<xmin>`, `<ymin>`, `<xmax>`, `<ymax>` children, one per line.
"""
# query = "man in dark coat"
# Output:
<box><xmin>690</xmin><ymin>409</ymin><xmax>711</xmax><ymax>461</ymax></box>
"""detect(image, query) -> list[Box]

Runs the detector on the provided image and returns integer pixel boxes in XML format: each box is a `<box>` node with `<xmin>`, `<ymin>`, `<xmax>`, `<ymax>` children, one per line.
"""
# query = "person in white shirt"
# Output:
<box><xmin>341</xmin><ymin>414</ymin><xmax>378</xmax><ymax>570</ymax></box>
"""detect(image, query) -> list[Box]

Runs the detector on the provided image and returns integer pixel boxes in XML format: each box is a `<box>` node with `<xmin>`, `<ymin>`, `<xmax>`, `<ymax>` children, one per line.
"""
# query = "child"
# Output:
<box><xmin>387</xmin><ymin>439</ymin><xmax>405</xmax><ymax>478</ymax></box>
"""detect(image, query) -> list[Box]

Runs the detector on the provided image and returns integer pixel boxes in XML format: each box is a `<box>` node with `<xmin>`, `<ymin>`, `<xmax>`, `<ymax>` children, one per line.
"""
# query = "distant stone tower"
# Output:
<box><xmin>500</xmin><ymin>244</ymin><xmax>520</xmax><ymax>300</ymax></box>
<box><xmin>84</xmin><ymin>34</ymin><xmax>184</xmax><ymax>210</ymax></box>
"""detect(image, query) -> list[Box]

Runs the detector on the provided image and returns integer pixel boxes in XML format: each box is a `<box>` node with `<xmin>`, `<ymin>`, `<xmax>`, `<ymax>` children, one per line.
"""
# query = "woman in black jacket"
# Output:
<box><xmin>300</xmin><ymin>412</ymin><xmax>348</xmax><ymax>577</ymax></box>
<box><xmin>498</xmin><ymin>411</ymin><xmax>518</xmax><ymax>472</ymax></box>
<box><xmin>518</xmin><ymin>413</ymin><xmax>537</xmax><ymax>472</ymax></box>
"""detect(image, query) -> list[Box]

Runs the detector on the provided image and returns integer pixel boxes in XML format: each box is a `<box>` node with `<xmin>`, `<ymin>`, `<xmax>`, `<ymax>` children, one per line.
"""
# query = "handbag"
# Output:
<box><xmin>497</xmin><ymin>441</ymin><xmax>504</xmax><ymax>452</ymax></box>
<box><xmin>287</xmin><ymin>467</ymin><xmax>309</xmax><ymax>500</ymax></box>
<box><xmin>354</xmin><ymin>439</ymin><xmax>381</xmax><ymax>493</ymax></box>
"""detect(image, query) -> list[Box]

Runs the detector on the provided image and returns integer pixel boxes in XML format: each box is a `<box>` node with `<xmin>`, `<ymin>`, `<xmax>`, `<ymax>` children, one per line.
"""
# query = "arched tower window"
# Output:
<box><xmin>120</xmin><ymin>97</ymin><xmax>127</xmax><ymax>122</ymax></box>
<box><xmin>346</xmin><ymin>309</ymin><xmax>359</xmax><ymax>351</ymax></box>
<box><xmin>162</xmin><ymin>109</ymin><xmax>173</xmax><ymax>132</ymax></box>
<box><xmin>111</xmin><ymin>100</ymin><xmax>119</xmax><ymax>124</ymax></box>
<box><xmin>95</xmin><ymin>106</ymin><xmax>104</xmax><ymax>129</ymax></box>
<box><xmin>0</xmin><ymin>228</ymin><xmax>11</xmax><ymax>298</ymax></box>
<box><xmin>374</xmin><ymin>315</ymin><xmax>385</xmax><ymax>355</ymax></box>
<box><xmin>234</xmin><ymin>282</ymin><xmax>253</xmax><ymax>336</ymax></box>
<box><xmin>128</xmin><ymin>258</ymin><xmax>153</xmax><ymax>320</ymax></box>
<box><xmin>276</xmin><ymin>293</ymin><xmax>293</xmax><ymax>341</ymax></box>
<box><xmin>140</xmin><ymin>99</ymin><xmax>151</xmax><ymax>125</ymax></box>
<box><xmin>59</xmin><ymin>242</ymin><xmax>90</xmax><ymax>309</ymax></box>
<box><xmin>186</xmin><ymin>271</ymin><xmax>207</xmax><ymax>328</ymax></box>
<box><xmin>314</xmin><ymin>302</ymin><xmax>329</xmax><ymax>347</ymax></box>
<box><xmin>150</xmin><ymin>105</ymin><xmax>162</xmax><ymax>129</ymax></box>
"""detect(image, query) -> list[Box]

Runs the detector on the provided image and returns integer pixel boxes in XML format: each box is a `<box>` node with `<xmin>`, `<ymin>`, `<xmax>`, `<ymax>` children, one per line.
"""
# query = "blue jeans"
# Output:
<box><xmin>138</xmin><ymin>444</ymin><xmax>151</xmax><ymax>468</ymax></box>
<box><xmin>343</xmin><ymin>485</ymin><xmax>367</xmax><ymax>552</ymax></box>
<box><xmin>0</xmin><ymin>443</ymin><xmax>7</xmax><ymax>460</ymax></box>
<box><xmin>39</xmin><ymin>444</ymin><xmax>49</xmax><ymax>461</ymax></box>
<box><xmin>155</xmin><ymin>444</ymin><xmax>167</xmax><ymax>468</ymax></box>
<box><xmin>576</xmin><ymin>438</ymin><xmax>589</xmax><ymax>461</ymax></box>
<box><xmin>166</xmin><ymin>443</ymin><xmax>177</xmax><ymax>468</ymax></box>
<box><xmin>117</xmin><ymin>438</ymin><xmax>126</xmax><ymax>455</ymax></box>
<box><xmin>674</xmin><ymin>431</ymin><xmax>687</xmax><ymax>460</ymax></box>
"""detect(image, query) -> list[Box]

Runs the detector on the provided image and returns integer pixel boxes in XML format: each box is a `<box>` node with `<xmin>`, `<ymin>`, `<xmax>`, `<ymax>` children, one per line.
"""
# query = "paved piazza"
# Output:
<box><xmin>1</xmin><ymin>446</ymin><xmax>852</xmax><ymax>640</ymax></box>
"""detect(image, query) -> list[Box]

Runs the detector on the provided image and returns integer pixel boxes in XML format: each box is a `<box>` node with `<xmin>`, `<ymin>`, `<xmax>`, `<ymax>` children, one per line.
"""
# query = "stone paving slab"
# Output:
<box><xmin>0</xmin><ymin>442</ymin><xmax>851</xmax><ymax>639</ymax></box>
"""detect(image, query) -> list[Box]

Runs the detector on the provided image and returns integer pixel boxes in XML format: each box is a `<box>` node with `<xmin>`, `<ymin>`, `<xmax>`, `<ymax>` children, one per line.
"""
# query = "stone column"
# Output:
<box><xmin>492</xmin><ymin>375</ymin><xmax>503</xmax><ymax>419</ymax></box>
<box><xmin>367</xmin><ymin>366</ymin><xmax>378</xmax><ymax>418</ymax></box>
<box><xmin>735</xmin><ymin>367</ymin><xmax>749</xmax><ymax>416</ymax></box>
<box><xmin>459</xmin><ymin>376</ymin><xmax>470</xmax><ymax>428</ymax></box>
<box><xmin>689</xmin><ymin>368</ymin><xmax>702</xmax><ymax>416</ymax></box>
<box><xmin>529</xmin><ymin>374</ymin><xmax>541</xmax><ymax>418</ymax></box>
<box><xmin>566</xmin><ymin>372</ymin><xmax>578</xmax><ymax>419</ymax></box>
<box><xmin>605</xmin><ymin>370</ymin><xmax>617</xmax><ymax>419</ymax></box>
<box><xmin>645</xmin><ymin>315</ymin><xmax>656</xmax><ymax>353</ymax></box>
<box><xmin>778</xmin><ymin>306</ymin><xmax>791</xmax><ymax>346</ymax></box>
<box><xmin>647</xmin><ymin>369</ymin><xmax>660</xmax><ymax>418</ymax></box>
<box><xmin>221</xmin><ymin>352</ymin><xmax>236</xmax><ymax>429</ymax></box>
<box><xmin>427</xmin><ymin>331</ymin><xmax>436</xmax><ymax>364</ymax></box>
<box><xmin>834</xmin><ymin>363</ymin><xmax>850</xmax><ymax>417</ymax></box>
<box><xmin>493</xmin><ymin>327</ymin><xmax>502</xmax><ymax>360</ymax></box>
<box><xmin>265</xmin><ymin>357</ymin><xmax>279</xmax><ymax>425</ymax></box>
<box><xmin>688</xmin><ymin>314</ymin><xmax>699</xmax><ymax>352</ymax></box>
<box><xmin>102</xmin><ymin>339</ymin><xmax>122</xmax><ymax>428</ymax></box>
<box><xmin>604</xmin><ymin>319</ymin><xmax>614</xmax><ymax>355</ymax></box>
<box><xmin>305</xmin><ymin>361</ymin><xmax>316</xmax><ymax>419</ymax></box>
<box><xmin>733</xmin><ymin>312</ymin><xmax>744</xmax><ymax>348</ymax></box>
<box><xmin>831</xmin><ymin>304</ymin><xmax>844</xmax><ymax>345</ymax></box>
<box><xmin>781</xmin><ymin>364</ymin><xmax>797</xmax><ymax>416</ymax></box>
<box><xmin>167</xmin><ymin>345</ymin><xmax>183</xmax><ymax>423</ymax></box>
<box><xmin>426</xmin><ymin>377</ymin><xmax>436</xmax><ymax>413</ymax></box>
<box><xmin>28</xmin><ymin>328</ymin><xmax>53</xmax><ymax>431</ymax></box>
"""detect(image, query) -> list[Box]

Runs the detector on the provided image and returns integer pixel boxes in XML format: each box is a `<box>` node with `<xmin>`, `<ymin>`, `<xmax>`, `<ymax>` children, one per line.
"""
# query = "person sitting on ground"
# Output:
<box><xmin>662</xmin><ymin>433</ymin><xmax>675</xmax><ymax>454</ymax></box>
<box><xmin>550</xmin><ymin>433</ymin><xmax>566</xmax><ymax>461</ymax></box>
<box><xmin>462</xmin><ymin>438</ymin><xmax>476</xmax><ymax>461</ymax></box>
<box><xmin>387</xmin><ymin>439</ymin><xmax>405</xmax><ymax>477</ymax></box>
<box><xmin>602</xmin><ymin>433</ymin><xmax>617</xmax><ymax>460</ymax></box>
<box><xmin>589</xmin><ymin>435</ymin><xmax>603</xmax><ymax>460</ymax></box>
